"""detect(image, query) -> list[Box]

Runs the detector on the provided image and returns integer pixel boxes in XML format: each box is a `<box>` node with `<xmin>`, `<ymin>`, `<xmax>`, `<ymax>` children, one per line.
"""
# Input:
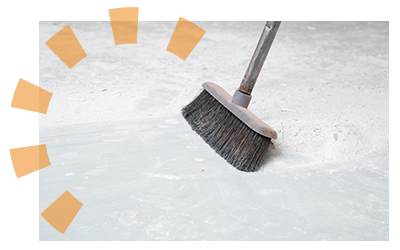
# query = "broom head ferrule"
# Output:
<box><xmin>202</xmin><ymin>82</ymin><xmax>277</xmax><ymax>140</ymax></box>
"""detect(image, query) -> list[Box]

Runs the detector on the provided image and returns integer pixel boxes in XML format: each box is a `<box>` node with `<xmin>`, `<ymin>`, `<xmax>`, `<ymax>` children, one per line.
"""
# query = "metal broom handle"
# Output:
<box><xmin>238</xmin><ymin>21</ymin><xmax>281</xmax><ymax>95</ymax></box>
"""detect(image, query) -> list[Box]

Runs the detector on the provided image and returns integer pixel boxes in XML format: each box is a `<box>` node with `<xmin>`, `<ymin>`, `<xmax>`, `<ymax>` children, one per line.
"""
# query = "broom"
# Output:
<box><xmin>182</xmin><ymin>21</ymin><xmax>281</xmax><ymax>172</ymax></box>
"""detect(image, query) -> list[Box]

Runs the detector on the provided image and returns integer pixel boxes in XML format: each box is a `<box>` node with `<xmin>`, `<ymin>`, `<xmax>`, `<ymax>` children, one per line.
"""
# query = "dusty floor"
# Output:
<box><xmin>39</xmin><ymin>21</ymin><xmax>388</xmax><ymax>240</ymax></box>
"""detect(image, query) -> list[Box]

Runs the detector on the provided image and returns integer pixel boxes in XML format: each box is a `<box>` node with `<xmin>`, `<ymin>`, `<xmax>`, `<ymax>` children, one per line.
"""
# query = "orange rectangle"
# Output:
<box><xmin>45</xmin><ymin>25</ymin><xmax>87</xmax><ymax>69</ymax></box>
<box><xmin>41</xmin><ymin>191</ymin><xmax>83</xmax><ymax>234</ymax></box>
<box><xmin>166</xmin><ymin>17</ymin><xmax>206</xmax><ymax>60</ymax></box>
<box><xmin>109</xmin><ymin>7</ymin><xmax>139</xmax><ymax>45</ymax></box>
<box><xmin>10</xmin><ymin>144</ymin><xmax>51</xmax><ymax>178</ymax></box>
<box><xmin>11</xmin><ymin>79</ymin><xmax>53</xmax><ymax>114</ymax></box>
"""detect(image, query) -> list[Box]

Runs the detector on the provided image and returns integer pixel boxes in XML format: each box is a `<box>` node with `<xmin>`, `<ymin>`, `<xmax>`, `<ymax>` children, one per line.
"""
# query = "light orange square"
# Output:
<box><xmin>11</xmin><ymin>79</ymin><xmax>52</xmax><ymax>114</ymax></box>
<box><xmin>10</xmin><ymin>144</ymin><xmax>51</xmax><ymax>178</ymax></box>
<box><xmin>167</xmin><ymin>17</ymin><xmax>206</xmax><ymax>60</ymax></box>
<box><xmin>45</xmin><ymin>25</ymin><xmax>87</xmax><ymax>69</ymax></box>
<box><xmin>109</xmin><ymin>7</ymin><xmax>139</xmax><ymax>45</ymax></box>
<box><xmin>41</xmin><ymin>191</ymin><xmax>83</xmax><ymax>234</ymax></box>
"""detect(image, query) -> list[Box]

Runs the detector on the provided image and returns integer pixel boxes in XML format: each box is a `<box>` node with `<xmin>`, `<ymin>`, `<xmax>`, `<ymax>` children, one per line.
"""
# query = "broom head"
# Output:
<box><xmin>181</xmin><ymin>82</ymin><xmax>277</xmax><ymax>172</ymax></box>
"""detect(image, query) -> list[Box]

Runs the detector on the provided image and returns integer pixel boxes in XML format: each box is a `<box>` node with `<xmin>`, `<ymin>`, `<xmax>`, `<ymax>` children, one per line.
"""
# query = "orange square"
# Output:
<box><xmin>45</xmin><ymin>25</ymin><xmax>87</xmax><ymax>69</ymax></box>
<box><xmin>167</xmin><ymin>17</ymin><xmax>206</xmax><ymax>60</ymax></box>
<box><xmin>11</xmin><ymin>79</ymin><xmax>52</xmax><ymax>114</ymax></box>
<box><xmin>41</xmin><ymin>191</ymin><xmax>83</xmax><ymax>234</ymax></box>
<box><xmin>10</xmin><ymin>144</ymin><xmax>51</xmax><ymax>178</ymax></box>
<box><xmin>109</xmin><ymin>7</ymin><xmax>139</xmax><ymax>45</ymax></box>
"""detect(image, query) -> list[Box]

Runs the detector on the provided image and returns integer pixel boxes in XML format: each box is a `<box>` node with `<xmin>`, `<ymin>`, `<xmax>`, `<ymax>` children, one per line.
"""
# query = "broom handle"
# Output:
<box><xmin>238</xmin><ymin>21</ymin><xmax>281</xmax><ymax>95</ymax></box>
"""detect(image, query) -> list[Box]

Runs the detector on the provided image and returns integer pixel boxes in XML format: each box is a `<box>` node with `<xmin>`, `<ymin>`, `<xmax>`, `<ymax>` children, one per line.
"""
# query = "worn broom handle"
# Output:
<box><xmin>238</xmin><ymin>21</ymin><xmax>281</xmax><ymax>95</ymax></box>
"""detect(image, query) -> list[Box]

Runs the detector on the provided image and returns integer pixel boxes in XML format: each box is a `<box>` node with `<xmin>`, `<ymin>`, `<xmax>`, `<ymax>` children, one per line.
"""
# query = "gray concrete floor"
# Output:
<box><xmin>39</xmin><ymin>21</ymin><xmax>388</xmax><ymax>240</ymax></box>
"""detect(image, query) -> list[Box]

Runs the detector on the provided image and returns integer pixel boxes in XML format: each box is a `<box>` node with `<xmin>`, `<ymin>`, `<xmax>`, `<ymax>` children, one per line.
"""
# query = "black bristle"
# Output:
<box><xmin>181</xmin><ymin>90</ymin><xmax>271</xmax><ymax>172</ymax></box>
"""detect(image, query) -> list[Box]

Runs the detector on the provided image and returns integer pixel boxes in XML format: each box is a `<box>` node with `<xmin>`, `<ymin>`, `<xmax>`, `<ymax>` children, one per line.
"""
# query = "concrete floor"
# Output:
<box><xmin>39</xmin><ymin>21</ymin><xmax>388</xmax><ymax>240</ymax></box>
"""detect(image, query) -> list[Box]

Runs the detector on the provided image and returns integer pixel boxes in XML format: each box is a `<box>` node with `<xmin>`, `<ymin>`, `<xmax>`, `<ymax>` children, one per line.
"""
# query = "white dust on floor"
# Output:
<box><xmin>40</xmin><ymin>77</ymin><xmax>389</xmax><ymax>168</ymax></box>
<box><xmin>247</xmin><ymin>68</ymin><xmax>388</xmax><ymax>166</ymax></box>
